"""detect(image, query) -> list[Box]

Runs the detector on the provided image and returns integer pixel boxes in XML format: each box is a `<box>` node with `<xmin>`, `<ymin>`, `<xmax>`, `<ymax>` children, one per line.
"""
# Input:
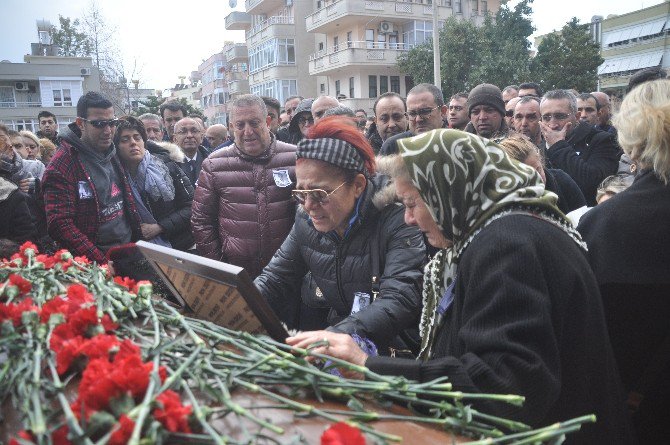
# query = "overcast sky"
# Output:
<box><xmin>1</xmin><ymin>0</ymin><xmax>664</xmax><ymax>91</ymax></box>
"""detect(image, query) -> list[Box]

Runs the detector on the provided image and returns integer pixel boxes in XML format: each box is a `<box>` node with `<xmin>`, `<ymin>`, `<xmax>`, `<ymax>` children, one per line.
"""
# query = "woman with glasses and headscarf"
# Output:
<box><xmin>255</xmin><ymin>115</ymin><xmax>425</xmax><ymax>355</ymax></box>
<box><xmin>289</xmin><ymin>128</ymin><xmax>633</xmax><ymax>444</ymax></box>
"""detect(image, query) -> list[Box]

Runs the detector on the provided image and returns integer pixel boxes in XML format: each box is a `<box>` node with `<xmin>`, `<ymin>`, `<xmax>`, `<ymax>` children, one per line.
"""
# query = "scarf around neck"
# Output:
<box><xmin>397</xmin><ymin>129</ymin><xmax>586</xmax><ymax>360</ymax></box>
<box><xmin>135</xmin><ymin>151</ymin><xmax>175</xmax><ymax>202</ymax></box>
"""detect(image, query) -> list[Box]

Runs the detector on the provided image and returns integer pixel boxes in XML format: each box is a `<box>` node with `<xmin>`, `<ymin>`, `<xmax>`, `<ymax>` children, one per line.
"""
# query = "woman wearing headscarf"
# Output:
<box><xmin>114</xmin><ymin>116</ymin><xmax>194</xmax><ymax>251</ymax></box>
<box><xmin>578</xmin><ymin>79</ymin><xmax>670</xmax><ymax>443</ymax></box>
<box><xmin>289</xmin><ymin>129</ymin><xmax>633</xmax><ymax>444</ymax></box>
<box><xmin>255</xmin><ymin>116</ymin><xmax>425</xmax><ymax>354</ymax></box>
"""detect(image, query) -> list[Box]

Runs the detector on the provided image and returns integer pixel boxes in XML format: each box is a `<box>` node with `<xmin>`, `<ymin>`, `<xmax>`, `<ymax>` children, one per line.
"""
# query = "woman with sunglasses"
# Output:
<box><xmin>113</xmin><ymin>116</ymin><xmax>194</xmax><ymax>251</ymax></box>
<box><xmin>288</xmin><ymin>129</ymin><xmax>633</xmax><ymax>444</ymax></box>
<box><xmin>255</xmin><ymin>115</ymin><xmax>425</xmax><ymax>354</ymax></box>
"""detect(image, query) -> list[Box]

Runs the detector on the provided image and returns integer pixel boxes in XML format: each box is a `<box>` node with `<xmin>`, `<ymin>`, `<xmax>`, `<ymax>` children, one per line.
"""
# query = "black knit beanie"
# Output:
<box><xmin>467</xmin><ymin>83</ymin><xmax>505</xmax><ymax>116</ymax></box>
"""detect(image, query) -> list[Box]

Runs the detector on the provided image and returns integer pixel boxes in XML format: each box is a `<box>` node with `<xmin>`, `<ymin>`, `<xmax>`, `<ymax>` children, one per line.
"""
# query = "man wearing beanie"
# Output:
<box><xmin>464</xmin><ymin>83</ymin><xmax>508</xmax><ymax>139</ymax></box>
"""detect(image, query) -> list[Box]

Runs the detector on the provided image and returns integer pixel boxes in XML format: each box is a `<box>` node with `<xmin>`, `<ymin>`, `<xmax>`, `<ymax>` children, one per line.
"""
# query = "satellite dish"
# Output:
<box><xmin>229</xmin><ymin>0</ymin><xmax>237</xmax><ymax>7</ymax></box>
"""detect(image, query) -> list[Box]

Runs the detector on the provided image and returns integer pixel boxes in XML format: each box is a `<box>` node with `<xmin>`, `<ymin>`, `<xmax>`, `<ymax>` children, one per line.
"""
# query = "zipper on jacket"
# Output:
<box><xmin>334</xmin><ymin>242</ymin><xmax>349</xmax><ymax>313</ymax></box>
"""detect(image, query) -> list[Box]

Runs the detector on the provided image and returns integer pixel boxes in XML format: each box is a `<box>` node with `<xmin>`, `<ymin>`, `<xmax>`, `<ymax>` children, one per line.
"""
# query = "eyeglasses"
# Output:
<box><xmin>233</xmin><ymin>120</ymin><xmax>262</xmax><ymax>131</ymax></box>
<box><xmin>291</xmin><ymin>181</ymin><xmax>347</xmax><ymax>205</ymax></box>
<box><xmin>377</xmin><ymin>113</ymin><xmax>407</xmax><ymax>124</ymax></box>
<box><xmin>176</xmin><ymin>127</ymin><xmax>202</xmax><ymax>135</ymax></box>
<box><xmin>505</xmin><ymin>110</ymin><xmax>514</xmax><ymax>117</ymax></box>
<box><xmin>541</xmin><ymin>113</ymin><xmax>572</xmax><ymax>122</ymax></box>
<box><xmin>407</xmin><ymin>106</ymin><xmax>440</xmax><ymax>119</ymax></box>
<box><xmin>298</xmin><ymin>116</ymin><xmax>314</xmax><ymax>126</ymax></box>
<box><xmin>81</xmin><ymin>118</ymin><xmax>120</xmax><ymax>129</ymax></box>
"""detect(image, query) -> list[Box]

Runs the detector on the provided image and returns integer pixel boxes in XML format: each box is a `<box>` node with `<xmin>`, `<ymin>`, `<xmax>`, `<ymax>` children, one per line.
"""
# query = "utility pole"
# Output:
<box><xmin>432</xmin><ymin>0</ymin><xmax>441</xmax><ymax>88</ymax></box>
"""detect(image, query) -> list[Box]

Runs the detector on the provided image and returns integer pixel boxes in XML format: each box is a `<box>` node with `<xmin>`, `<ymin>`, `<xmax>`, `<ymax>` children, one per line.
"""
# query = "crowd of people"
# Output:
<box><xmin>1</xmin><ymin>65</ymin><xmax>668</xmax><ymax>444</ymax></box>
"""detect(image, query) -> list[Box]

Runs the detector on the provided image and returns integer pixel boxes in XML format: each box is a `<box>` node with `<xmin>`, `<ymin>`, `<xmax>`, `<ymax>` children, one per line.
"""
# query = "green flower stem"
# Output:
<box><xmin>158</xmin><ymin>301</ymin><xmax>205</xmax><ymax>346</ymax></box>
<box><xmin>47</xmin><ymin>359</ymin><xmax>94</xmax><ymax>445</ymax></box>
<box><xmin>128</xmin><ymin>356</ymin><xmax>161</xmax><ymax>445</ymax></box>
<box><xmin>160</xmin><ymin>345</ymin><xmax>203</xmax><ymax>392</ymax></box>
<box><xmin>181</xmin><ymin>381</ymin><xmax>229</xmax><ymax>445</ymax></box>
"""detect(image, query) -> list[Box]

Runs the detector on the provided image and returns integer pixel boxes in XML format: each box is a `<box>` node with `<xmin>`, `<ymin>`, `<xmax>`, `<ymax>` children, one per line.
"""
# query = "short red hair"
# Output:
<box><xmin>307</xmin><ymin>115</ymin><xmax>376</xmax><ymax>175</ymax></box>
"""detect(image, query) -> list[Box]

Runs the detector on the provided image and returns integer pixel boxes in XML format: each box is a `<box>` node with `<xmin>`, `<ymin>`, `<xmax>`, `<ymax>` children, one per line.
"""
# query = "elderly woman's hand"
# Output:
<box><xmin>287</xmin><ymin>330</ymin><xmax>369</xmax><ymax>379</ymax></box>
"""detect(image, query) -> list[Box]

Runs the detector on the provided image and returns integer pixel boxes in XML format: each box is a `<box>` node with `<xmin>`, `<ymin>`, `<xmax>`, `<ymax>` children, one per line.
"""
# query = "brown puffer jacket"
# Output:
<box><xmin>191</xmin><ymin>136</ymin><xmax>297</xmax><ymax>278</ymax></box>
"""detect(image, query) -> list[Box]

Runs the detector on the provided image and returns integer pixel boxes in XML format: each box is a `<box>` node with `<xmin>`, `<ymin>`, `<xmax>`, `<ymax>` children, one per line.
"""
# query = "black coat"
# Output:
<box><xmin>0</xmin><ymin>182</ymin><xmax>34</xmax><ymax>243</ymax></box>
<box><xmin>255</xmin><ymin>177</ymin><xmax>425</xmax><ymax>349</ymax></box>
<box><xmin>545</xmin><ymin>121</ymin><xmax>620</xmax><ymax>206</ymax></box>
<box><xmin>177</xmin><ymin>145</ymin><xmax>211</xmax><ymax>187</ymax></box>
<box><xmin>365</xmin><ymin>123</ymin><xmax>383</xmax><ymax>154</ymax></box>
<box><xmin>578</xmin><ymin>170</ymin><xmax>670</xmax><ymax>443</ymax></box>
<box><xmin>380</xmin><ymin>130</ymin><xmax>413</xmax><ymax>156</ymax></box>
<box><xmin>146</xmin><ymin>153</ymin><xmax>195</xmax><ymax>251</ymax></box>
<box><xmin>545</xmin><ymin>168</ymin><xmax>586</xmax><ymax>214</ymax></box>
<box><xmin>367</xmin><ymin>215</ymin><xmax>633</xmax><ymax>444</ymax></box>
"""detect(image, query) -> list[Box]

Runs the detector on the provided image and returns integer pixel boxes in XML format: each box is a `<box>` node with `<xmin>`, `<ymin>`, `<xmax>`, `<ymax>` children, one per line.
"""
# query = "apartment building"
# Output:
<box><xmin>0</xmin><ymin>55</ymin><xmax>101</xmax><ymax>132</ymax></box>
<box><xmin>225</xmin><ymin>0</ymin><xmax>318</xmax><ymax>104</ymax></box>
<box><xmin>595</xmin><ymin>0</ymin><xmax>670</xmax><ymax>96</ymax></box>
<box><xmin>306</xmin><ymin>0</ymin><xmax>500</xmax><ymax>113</ymax></box>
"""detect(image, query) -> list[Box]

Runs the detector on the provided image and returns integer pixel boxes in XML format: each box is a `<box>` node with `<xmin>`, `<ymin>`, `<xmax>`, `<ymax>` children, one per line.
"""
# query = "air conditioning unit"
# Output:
<box><xmin>378</xmin><ymin>21</ymin><xmax>394</xmax><ymax>33</ymax></box>
<box><xmin>14</xmin><ymin>82</ymin><xmax>29</xmax><ymax>91</ymax></box>
<box><xmin>80</xmin><ymin>67</ymin><xmax>92</xmax><ymax>76</ymax></box>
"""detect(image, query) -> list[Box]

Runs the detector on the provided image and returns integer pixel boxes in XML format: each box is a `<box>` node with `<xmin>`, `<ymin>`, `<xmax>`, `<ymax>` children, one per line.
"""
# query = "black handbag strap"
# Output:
<box><xmin>370</xmin><ymin>219</ymin><xmax>383</xmax><ymax>302</ymax></box>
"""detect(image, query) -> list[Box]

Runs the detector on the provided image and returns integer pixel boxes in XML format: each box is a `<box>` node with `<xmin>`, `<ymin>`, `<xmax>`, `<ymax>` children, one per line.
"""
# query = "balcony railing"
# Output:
<box><xmin>0</xmin><ymin>101</ymin><xmax>44</xmax><ymax>108</ymax></box>
<box><xmin>246</xmin><ymin>15</ymin><xmax>294</xmax><ymax>39</ymax></box>
<box><xmin>308</xmin><ymin>40</ymin><xmax>415</xmax><ymax>61</ymax></box>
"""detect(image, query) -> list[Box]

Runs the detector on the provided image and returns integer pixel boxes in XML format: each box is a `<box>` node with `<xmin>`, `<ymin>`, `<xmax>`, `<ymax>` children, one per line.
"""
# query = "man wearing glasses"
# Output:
<box><xmin>173</xmin><ymin>117</ymin><xmax>210</xmax><ymax>187</ymax></box>
<box><xmin>192</xmin><ymin>94</ymin><xmax>297</xmax><ymax>279</ymax></box>
<box><xmin>540</xmin><ymin>89</ymin><xmax>620</xmax><ymax>205</ymax></box>
<box><xmin>380</xmin><ymin>83</ymin><xmax>447</xmax><ymax>155</ymax></box>
<box><xmin>42</xmin><ymin>92</ymin><xmax>141</xmax><ymax>264</ymax></box>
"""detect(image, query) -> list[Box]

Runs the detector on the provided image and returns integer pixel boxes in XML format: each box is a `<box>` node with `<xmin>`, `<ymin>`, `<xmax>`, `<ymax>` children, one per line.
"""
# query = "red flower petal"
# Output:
<box><xmin>109</xmin><ymin>414</ymin><xmax>135</xmax><ymax>445</ymax></box>
<box><xmin>8</xmin><ymin>274</ymin><xmax>32</xmax><ymax>294</ymax></box>
<box><xmin>154</xmin><ymin>390</ymin><xmax>192</xmax><ymax>433</ymax></box>
<box><xmin>321</xmin><ymin>422</ymin><xmax>366</xmax><ymax>445</ymax></box>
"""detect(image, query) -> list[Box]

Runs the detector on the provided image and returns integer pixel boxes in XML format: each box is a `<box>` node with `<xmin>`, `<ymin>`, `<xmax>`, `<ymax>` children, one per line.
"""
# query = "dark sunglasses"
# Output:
<box><xmin>291</xmin><ymin>181</ymin><xmax>346</xmax><ymax>205</ymax></box>
<box><xmin>81</xmin><ymin>118</ymin><xmax>120</xmax><ymax>128</ymax></box>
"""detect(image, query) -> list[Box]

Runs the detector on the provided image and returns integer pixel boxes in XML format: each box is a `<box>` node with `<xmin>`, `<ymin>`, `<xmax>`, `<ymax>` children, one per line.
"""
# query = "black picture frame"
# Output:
<box><xmin>137</xmin><ymin>241</ymin><xmax>288</xmax><ymax>342</ymax></box>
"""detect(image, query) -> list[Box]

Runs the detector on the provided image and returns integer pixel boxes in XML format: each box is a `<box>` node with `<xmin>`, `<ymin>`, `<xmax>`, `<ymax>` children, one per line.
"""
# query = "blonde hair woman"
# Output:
<box><xmin>577</xmin><ymin>79</ymin><xmax>670</xmax><ymax>443</ymax></box>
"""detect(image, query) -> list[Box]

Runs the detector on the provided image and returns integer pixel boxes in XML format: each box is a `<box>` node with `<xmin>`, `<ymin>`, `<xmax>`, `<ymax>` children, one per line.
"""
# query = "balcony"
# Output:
<box><xmin>308</xmin><ymin>41</ymin><xmax>415</xmax><ymax>76</ymax></box>
<box><xmin>228</xmin><ymin>79</ymin><xmax>250</xmax><ymax>95</ymax></box>
<box><xmin>245</xmin><ymin>0</ymin><xmax>285</xmax><ymax>16</ymax></box>
<box><xmin>246</xmin><ymin>15</ymin><xmax>295</xmax><ymax>45</ymax></box>
<box><xmin>225</xmin><ymin>44</ymin><xmax>248</xmax><ymax>63</ymax></box>
<box><xmin>0</xmin><ymin>101</ymin><xmax>43</xmax><ymax>108</ymax></box>
<box><xmin>248</xmin><ymin>65</ymin><xmax>297</xmax><ymax>84</ymax></box>
<box><xmin>306</xmin><ymin>0</ymin><xmax>453</xmax><ymax>34</ymax></box>
<box><xmin>225</xmin><ymin>70</ymin><xmax>248</xmax><ymax>82</ymax></box>
<box><xmin>225</xmin><ymin>11</ymin><xmax>252</xmax><ymax>30</ymax></box>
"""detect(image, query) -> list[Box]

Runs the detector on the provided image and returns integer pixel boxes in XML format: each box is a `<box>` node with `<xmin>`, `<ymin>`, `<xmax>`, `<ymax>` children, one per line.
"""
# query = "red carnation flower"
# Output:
<box><xmin>54</xmin><ymin>334</ymin><xmax>120</xmax><ymax>375</ymax></box>
<box><xmin>51</xmin><ymin>425</ymin><xmax>72</xmax><ymax>445</ymax></box>
<box><xmin>114</xmin><ymin>276</ymin><xmax>137</xmax><ymax>290</ymax></box>
<box><xmin>154</xmin><ymin>390</ymin><xmax>192</xmax><ymax>433</ymax></box>
<box><xmin>321</xmin><ymin>422</ymin><xmax>366</xmax><ymax>445</ymax></box>
<box><xmin>109</xmin><ymin>414</ymin><xmax>135</xmax><ymax>445</ymax></box>
<box><xmin>35</xmin><ymin>253</ymin><xmax>57</xmax><ymax>269</ymax></box>
<box><xmin>0</xmin><ymin>299</ymin><xmax>38</xmax><ymax>326</ymax></box>
<box><xmin>8</xmin><ymin>274</ymin><xmax>32</xmax><ymax>294</ymax></box>
<box><xmin>9</xmin><ymin>430</ymin><xmax>35</xmax><ymax>445</ymax></box>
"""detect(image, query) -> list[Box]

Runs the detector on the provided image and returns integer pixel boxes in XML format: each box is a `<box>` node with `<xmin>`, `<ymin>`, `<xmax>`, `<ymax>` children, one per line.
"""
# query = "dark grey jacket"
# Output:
<box><xmin>255</xmin><ymin>176</ymin><xmax>425</xmax><ymax>349</ymax></box>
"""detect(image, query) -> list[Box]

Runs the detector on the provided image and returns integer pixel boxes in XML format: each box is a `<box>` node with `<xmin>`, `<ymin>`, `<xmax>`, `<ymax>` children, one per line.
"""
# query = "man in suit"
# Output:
<box><xmin>174</xmin><ymin>117</ymin><xmax>210</xmax><ymax>187</ymax></box>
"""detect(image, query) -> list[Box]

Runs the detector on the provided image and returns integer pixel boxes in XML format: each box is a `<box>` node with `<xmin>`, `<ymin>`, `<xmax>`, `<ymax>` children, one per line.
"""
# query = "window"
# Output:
<box><xmin>405</xmin><ymin>76</ymin><xmax>414</xmax><ymax>93</ymax></box>
<box><xmin>380</xmin><ymin>76</ymin><xmax>388</xmax><ymax>94</ymax></box>
<box><xmin>366</xmin><ymin>29</ymin><xmax>375</xmax><ymax>49</ymax></box>
<box><xmin>481</xmin><ymin>0</ymin><xmax>487</xmax><ymax>13</ymax></box>
<box><xmin>0</xmin><ymin>86</ymin><xmax>15</xmax><ymax>108</ymax></box>
<box><xmin>333</xmin><ymin>36</ymin><xmax>339</xmax><ymax>52</ymax></box>
<box><xmin>377</xmin><ymin>32</ymin><xmax>386</xmax><ymax>49</ymax></box>
<box><xmin>335</xmin><ymin>80</ymin><xmax>341</xmax><ymax>97</ymax></box>
<box><xmin>471</xmin><ymin>0</ymin><xmax>478</xmax><ymax>13</ymax></box>
<box><xmin>320</xmin><ymin>83</ymin><xmax>326</xmax><ymax>94</ymax></box>
<box><xmin>250</xmin><ymin>79</ymin><xmax>296</xmax><ymax>104</ymax></box>
<box><xmin>319</xmin><ymin>42</ymin><xmax>324</xmax><ymax>51</ymax></box>
<box><xmin>368</xmin><ymin>75</ymin><xmax>377</xmax><ymax>98</ymax></box>
<box><xmin>53</xmin><ymin>88</ymin><xmax>72</xmax><ymax>107</ymax></box>
<box><xmin>249</xmin><ymin>39</ymin><xmax>295</xmax><ymax>73</ymax></box>
<box><xmin>347</xmin><ymin>31</ymin><xmax>352</xmax><ymax>48</ymax></box>
<box><xmin>349</xmin><ymin>77</ymin><xmax>354</xmax><ymax>98</ymax></box>
<box><xmin>402</xmin><ymin>21</ymin><xmax>433</xmax><ymax>46</ymax></box>
<box><xmin>389</xmin><ymin>33</ymin><xmax>399</xmax><ymax>50</ymax></box>
<box><xmin>390</xmin><ymin>76</ymin><xmax>400</xmax><ymax>94</ymax></box>
<box><xmin>454</xmin><ymin>0</ymin><xmax>462</xmax><ymax>13</ymax></box>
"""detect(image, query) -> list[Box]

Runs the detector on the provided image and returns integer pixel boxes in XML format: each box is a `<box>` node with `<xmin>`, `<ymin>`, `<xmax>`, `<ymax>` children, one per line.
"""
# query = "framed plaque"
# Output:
<box><xmin>137</xmin><ymin>241</ymin><xmax>288</xmax><ymax>342</ymax></box>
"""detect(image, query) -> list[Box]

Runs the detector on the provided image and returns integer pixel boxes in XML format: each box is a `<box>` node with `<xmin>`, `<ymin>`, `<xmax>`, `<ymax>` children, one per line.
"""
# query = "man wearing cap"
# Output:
<box><xmin>464</xmin><ymin>83</ymin><xmax>509</xmax><ymax>139</ymax></box>
<box><xmin>191</xmin><ymin>94</ymin><xmax>297</xmax><ymax>279</ymax></box>
<box><xmin>380</xmin><ymin>83</ymin><xmax>447</xmax><ymax>155</ymax></box>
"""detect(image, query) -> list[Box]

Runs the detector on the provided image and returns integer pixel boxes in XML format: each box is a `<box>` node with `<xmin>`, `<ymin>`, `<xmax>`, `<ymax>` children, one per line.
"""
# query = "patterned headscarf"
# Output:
<box><xmin>397</xmin><ymin>129</ymin><xmax>586</xmax><ymax>360</ymax></box>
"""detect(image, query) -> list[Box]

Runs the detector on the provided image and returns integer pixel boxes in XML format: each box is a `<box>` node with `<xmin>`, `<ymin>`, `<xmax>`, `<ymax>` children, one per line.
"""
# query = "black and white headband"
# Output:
<box><xmin>296</xmin><ymin>137</ymin><xmax>366</xmax><ymax>174</ymax></box>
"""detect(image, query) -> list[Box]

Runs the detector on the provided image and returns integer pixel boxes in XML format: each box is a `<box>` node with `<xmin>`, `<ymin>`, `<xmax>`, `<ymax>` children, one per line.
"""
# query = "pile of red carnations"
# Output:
<box><xmin>1</xmin><ymin>243</ymin><xmax>192</xmax><ymax>444</ymax></box>
<box><xmin>1</xmin><ymin>242</ymin><xmax>595</xmax><ymax>445</ymax></box>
